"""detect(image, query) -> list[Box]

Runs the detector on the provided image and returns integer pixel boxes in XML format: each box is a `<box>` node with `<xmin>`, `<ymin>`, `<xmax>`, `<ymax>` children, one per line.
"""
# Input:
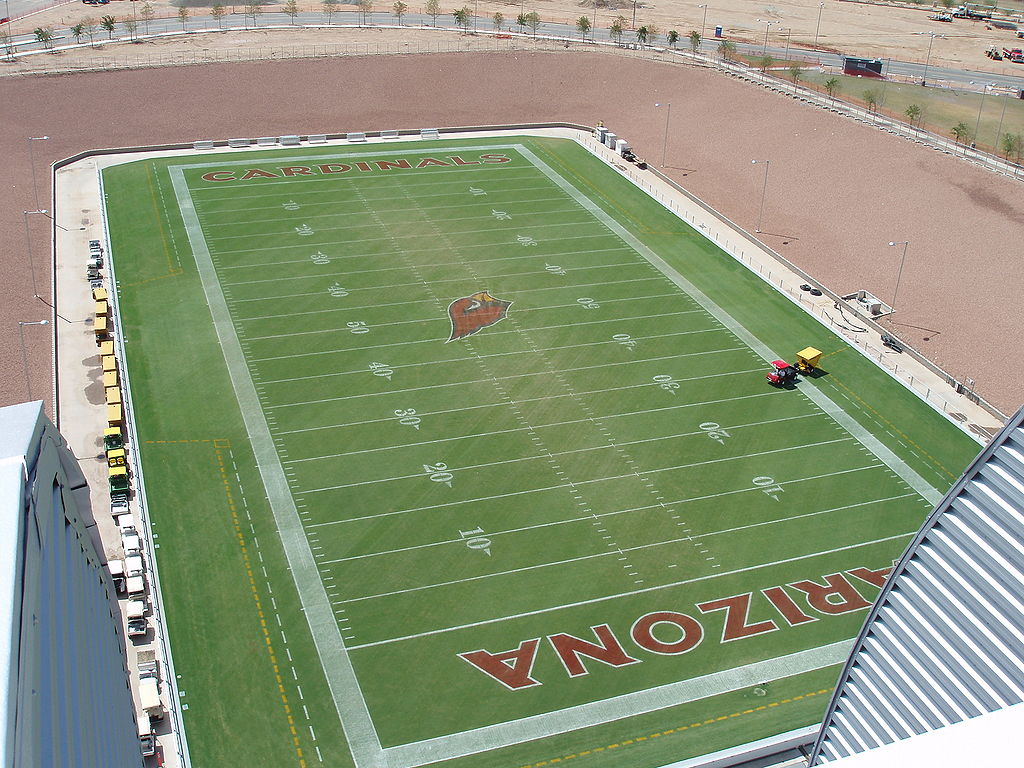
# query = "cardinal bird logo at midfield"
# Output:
<box><xmin>446</xmin><ymin>291</ymin><xmax>513</xmax><ymax>342</ymax></box>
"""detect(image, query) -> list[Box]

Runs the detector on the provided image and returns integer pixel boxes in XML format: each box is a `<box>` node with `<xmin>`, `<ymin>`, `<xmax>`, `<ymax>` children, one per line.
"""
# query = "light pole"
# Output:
<box><xmin>887</xmin><ymin>241</ymin><xmax>909</xmax><ymax>314</ymax></box>
<box><xmin>972</xmin><ymin>82</ymin><xmax>995</xmax><ymax>149</ymax></box>
<box><xmin>28</xmin><ymin>135</ymin><xmax>49</xmax><ymax>211</ymax></box>
<box><xmin>698</xmin><ymin>4</ymin><xmax>708</xmax><ymax>43</ymax></box>
<box><xmin>18</xmin><ymin>320</ymin><xmax>50</xmax><ymax>401</ymax></box>
<box><xmin>23</xmin><ymin>209</ymin><xmax>48</xmax><ymax>299</ymax></box>
<box><xmin>756</xmin><ymin>19</ymin><xmax>776</xmax><ymax>56</ymax></box>
<box><xmin>752</xmin><ymin>159</ymin><xmax>770</xmax><ymax>233</ymax></box>
<box><xmin>994</xmin><ymin>90</ymin><xmax>1009</xmax><ymax>156</ymax></box>
<box><xmin>783</xmin><ymin>27</ymin><xmax>791</xmax><ymax>61</ymax></box>
<box><xmin>814</xmin><ymin>2</ymin><xmax>824</xmax><ymax>48</ymax></box>
<box><xmin>920</xmin><ymin>32</ymin><xmax>942</xmax><ymax>87</ymax></box>
<box><xmin>655</xmin><ymin>102</ymin><xmax>671</xmax><ymax>167</ymax></box>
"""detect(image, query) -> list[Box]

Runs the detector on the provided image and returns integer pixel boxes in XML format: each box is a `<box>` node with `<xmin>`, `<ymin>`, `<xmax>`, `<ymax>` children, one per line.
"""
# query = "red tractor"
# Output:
<box><xmin>766</xmin><ymin>360</ymin><xmax>798</xmax><ymax>386</ymax></box>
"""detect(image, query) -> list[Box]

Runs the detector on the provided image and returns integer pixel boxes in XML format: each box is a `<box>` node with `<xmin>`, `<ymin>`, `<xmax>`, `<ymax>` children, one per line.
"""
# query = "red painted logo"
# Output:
<box><xmin>446</xmin><ymin>291</ymin><xmax>512</xmax><ymax>342</ymax></box>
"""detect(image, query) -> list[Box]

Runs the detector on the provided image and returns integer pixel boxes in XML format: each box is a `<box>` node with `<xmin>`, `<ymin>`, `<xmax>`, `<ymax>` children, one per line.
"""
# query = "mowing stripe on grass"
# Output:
<box><xmin>380</xmin><ymin>639</ymin><xmax>853</xmax><ymax>765</ymax></box>
<box><xmin>170</xmin><ymin>166</ymin><xmax>387</xmax><ymax>768</ymax></box>
<box><xmin>518</xmin><ymin>146</ymin><xmax>946</xmax><ymax>507</ymax></box>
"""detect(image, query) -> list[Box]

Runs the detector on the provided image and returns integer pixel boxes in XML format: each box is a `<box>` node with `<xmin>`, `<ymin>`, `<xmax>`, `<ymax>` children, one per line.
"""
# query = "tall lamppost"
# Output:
<box><xmin>655</xmin><ymin>102</ymin><xmax>671</xmax><ymax>167</ymax></box>
<box><xmin>28</xmin><ymin>135</ymin><xmax>49</xmax><ymax>211</ymax></box>
<box><xmin>920</xmin><ymin>32</ymin><xmax>942</xmax><ymax>87</ymax></box>
<box><xmin>18</xmin><ymin>320</ymin><xmax>50</xmax><ymax>401</ymax></box>
<box><xmin>23</xmin><ymin>209</ymin><xmax>48</xmax><ymax>299</ymax></box>
<box><xmin>887</xmin><ymin>241</ymin><xmax>909</xmax><ymax>313</ymax></box>
<box><xmin>783</xmin><ymin>27</ymin><xmax>791</xmax><ymax>61</ymax></box>
<box><xmin>994</xmin><ymin>89</ymin><xmax>1009</xmax><ymax>156</ymax></box>
<box><xmin>752</xmin><ymin>159</ymin><xmax>770</xmax><ymax>233</ymax></box>
<box><xmin>697</xmin><ymin>4</ymin><xmax>708</xmax><ymax>43</ymax></box>
<box><xmin>814</xmin><ymin>2</ymin><xmax>824</xmax><ymax>48</ymax></box>
<box><xmin>756</xmin><ymin>18</ymin><xmax>776</xmax><ymax>55</ymax></box>
<box><xmin>632</xmin><ymin>0</ymin><xmax>637</xmax><ymax>29</ymax></box>
<box><xmin>972</xmin><ymin>82</ymin><xmax>995</xmax><ymax>149</ymax></box>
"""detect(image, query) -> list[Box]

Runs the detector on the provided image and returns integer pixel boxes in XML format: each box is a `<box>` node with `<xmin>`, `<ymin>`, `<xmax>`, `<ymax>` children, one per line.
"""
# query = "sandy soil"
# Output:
<box><xmin>10</xmin><ymin>0</ymin><xmax>1024</xmax><ymax>74</ymax></box>
<box><xmin>1</xmin><ymin>46</ymin><xmax>1021</xmax><ymax>417</ymax></box>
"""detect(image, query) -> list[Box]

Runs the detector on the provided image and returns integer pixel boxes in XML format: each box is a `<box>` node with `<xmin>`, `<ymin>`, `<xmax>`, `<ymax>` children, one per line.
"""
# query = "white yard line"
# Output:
<box><xmin>280</xmin><ymin>389</ymin><xmax>777</xmax><ymax>437</ymax></box>
<box><xmin>276</xmin><ymin>365</ymin><xmax>762</xmax><ymax>416</ymax></box>
<box><xmin>304</xmin><ymin>435</ymin><xmax>851</xmax><ymax>495</ymax></box>
<box><xmin>518</xmin><ymin>146</ymin><xmax>946</xmax><ymax>508</ymax></box>
<box><xmin>245</xmin><ymin>306</ymin><xmax>700</xmax><ymax>342</ymax></box>
<box><xmin>348</xmin><ymin>532</ymin><xmax>913</xmax><ymax>651</ymax></box>
<box><xmin>168</xmin><ymin>165</ymin><xmax>387</xmax><ymax>768</ymax></box>
<box><xmin>288</xmin><ymin>411</ymin><xmax>819</xmax><ymax>466</ymax></box>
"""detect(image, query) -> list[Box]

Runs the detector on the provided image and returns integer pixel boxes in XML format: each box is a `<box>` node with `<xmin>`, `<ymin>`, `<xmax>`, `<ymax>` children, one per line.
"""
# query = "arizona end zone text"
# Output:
<box><xmin>460</xmin><ymin>565</ymin><xmax>891</xmax><ymax>690</ymax></box>
<box><xmin>199</xmin><ymin>153</ymin><xmax>513</xmax><ymax>182</ymax></box>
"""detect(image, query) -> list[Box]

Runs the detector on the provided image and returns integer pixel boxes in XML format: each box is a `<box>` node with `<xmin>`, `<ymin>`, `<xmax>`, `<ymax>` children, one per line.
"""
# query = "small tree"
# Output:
<box><xmin>863</xmin><ymin>87</ymin><xmax>881</xmax><ymax>114</ymax></box>
<box><xmin>636</xmin><ymin>25</ymin><xmax>648</xmax><ymax>46</ymax></box>
<box><xmin>824</xmin><ymin>76</ymin><xmax>839</xmax><ymax>101</ymax></box>
<box><xmin>646</xmin><ymin>23</ymin><xmax>658</xmax><ymax>46</ymax></box>
<box><xmin>453</xmin><ymin>6</ymin><xmax>470</xmax><ymax>32</ymax></box>
<box><xmin>358</xmin><ymin>0</ymin><xmax>373</xmax><ymax>25</ymax></box>
<box><xmin>525</xmin><ymin>10</ymin><xmax>540</xmax><ymax>37</ymax></box>
<box><xmin>904</xmin><ymin>103</ymin><xmax>922</xmax><ymax>128</ymax></box>
<box><xmin>426</xmin><ymin>0</ymin><xmax>440</xmax><ymax>26</ymax></box>
<box><xmin>123</xmin><ymin>16</ymin><xmax>138</xmax><ymax>42</ymax></box>
<box><xmin>718</xmin><ymin>39</ymin><xmax>736</xmax><ymax>61</ymax></box>
<box><xmin>284</xmin><ymin>0</ymin><xmax>299</xmax><ymax>25</ymax></box>
<box><xmin>757</xmin><ymin>54</ymin><xmax>774</xmax><ymax>72</ymax></box>
<box><xmin>492</xmin><ymin>11</ymin><xmax>503</xmax><ymax>31</ymax></box>
<box><xmin>82</xmin><ymin>17</ymin><xmax>97</xmax><ymax>46</ymax></box>
<box><xmin>667</xmin><ymin>30</ymin><xmax>678</xmax><ymax>48</ymax></box>
<box><xmin>176</xmin><ymin>6</ymin><xmax>189</xmax><ymax>30</ymax></box>
<box><xmin>211</xmin><ymin>4</ymin><xmax>226</xmax><ymax>29</ymax></box>
<box><xmin>951</xmin><ymin>121</ymin><xmax>970</xmax><ymax>147</ymax></box>
<box><xmin>609</xmin><ymin>18</ymin><xmax>624</xmax><ymax>44</ymax></box>
<box><xmin>0</xmin><ymin>28</ymin><xmax>13</xmax><ymax>60</ymax></box>
<box><xmin>245</xmin><ymin>1</ymin><xmax>264</xmax><ymax>28</ymax></box>
<box><xmin>393</xmin><ymin>1</ymin><xmax>407</xmax><ymax>25</ymax></box>
<box><xmin>687</xmin><ymin>30</ymin><xmax>699</xmax><ymax>52</ymax></box>
<box><xmin>71</xmin><ymin>22</ymin><xmax>86</xmax><ymax>44</ymax></box>
<box><xmin>788</xmin><ymin>63</ymin><xmax>802</xmax><ymax>84</ymax></box>
<box><xmin>576</xmin><ymin>15</ymin><xmax>590</xmax><ymax>41</ymax></box>
<box><xmin>140</xmin><ymin>3</ymin><xmax>155</xmax><ymax>34</ymax></box>
<box><xmin>1001</xmin><ymin>132</ymin><xmax>1020</xmax><ymax>161</ymax></box>
<box><xmin>321</xmin><ymin>0</ymin><xmax>338</xmax><ymax>24</ymax></box>
<box><xmin>33</xmin><ymin>27</ymin><xmax>55</xmax><ymax>49</ymax></box>
<box><xmin>101</xmin><ymin>14</ymin><xmax>117</xmax><ymax>39</ymax></box>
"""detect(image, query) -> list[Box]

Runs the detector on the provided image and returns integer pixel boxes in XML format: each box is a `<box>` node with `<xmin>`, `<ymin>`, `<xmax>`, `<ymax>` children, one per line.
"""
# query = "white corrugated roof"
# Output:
<box><xmin>811</xmin><ymin>408</ymin><xmax>1024</xmax><ymax>764</ymax></box>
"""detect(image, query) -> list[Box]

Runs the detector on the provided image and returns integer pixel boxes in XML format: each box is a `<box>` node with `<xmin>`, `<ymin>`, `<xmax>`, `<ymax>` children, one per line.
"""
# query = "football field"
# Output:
<box><xmin>101</xmin><ymin>135</ymin><xmax>979</xmax><ymax>768</ymax></box>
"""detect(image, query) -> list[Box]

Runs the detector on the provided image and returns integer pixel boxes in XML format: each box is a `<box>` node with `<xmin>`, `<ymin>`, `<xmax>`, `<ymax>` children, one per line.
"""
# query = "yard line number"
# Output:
<box><xmin>653</xmin><ymin>374</ymin><xmax>680</xmax><ymax>393</ymax></box>
<box><xmin>699</xmin><ymin>422</ymin><xmax>731</xmax><ymax>444</ymax></box>
<box><xmin>368</xmin><ymin>362</ymin><xmax>393</xmax><ymax>380</ymax></box>
<box><xmin>347</xmin><ymin>321</ymin><xmax>369</xmax><ymax>334</ymax></box>
<box><xmin>612</xmin><ymin>333</ymin><xmax>637</xmax><ymax>350</ymax></box>
<box><xmin>577</xmin><ymin>297</ymin><xmax>600</xmax><ymax>309</ymax></box>
<box><xmin>424</xmin><ymin>462</ymin><xmax>453</xmax><ymax>487</ymax></box>
<box><xmin>310</xmin><ymin>251</ymin><xmax>329</xmax><ymax>265</ymax></box>
<box><xmin>395</xmin><ymin>409</ymin><xmax>421</xmax><ymax>430</ymax></box>
<box><xmin>328</xmin><ymin>282</ymin><xmax>349</xmax><ymax>297</ymax></box>
<box><xmin>752</xmin><ymin>475</ymin><xmax>784</xmax><ymax>501</ymax></box>
<box><xmin>458</xmin><ymin>526</ymin><xmax>492</xmax><ymax>556</ymax></box>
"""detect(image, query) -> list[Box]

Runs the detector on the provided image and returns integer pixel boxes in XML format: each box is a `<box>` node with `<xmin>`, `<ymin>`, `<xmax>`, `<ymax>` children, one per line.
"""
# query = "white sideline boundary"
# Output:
<box><xmin>168</xmin><ymin>166</ymin><xmax>386</xmax><ymax>768</ymax></box>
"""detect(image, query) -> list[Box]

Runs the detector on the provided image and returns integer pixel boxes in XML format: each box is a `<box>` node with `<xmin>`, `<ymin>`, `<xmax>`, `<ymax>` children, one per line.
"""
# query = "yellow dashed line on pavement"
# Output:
<box><xmin>518</xmin><ymin>687</ymin><xmax>834</xmax><ymax>768</ymax></box>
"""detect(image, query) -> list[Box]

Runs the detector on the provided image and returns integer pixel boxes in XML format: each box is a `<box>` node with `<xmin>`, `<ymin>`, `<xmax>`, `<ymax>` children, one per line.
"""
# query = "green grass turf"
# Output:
<box><xmin>101</xmin><ymin>135</ymin><xmax>980</xmax><ymax>768</ymax></box>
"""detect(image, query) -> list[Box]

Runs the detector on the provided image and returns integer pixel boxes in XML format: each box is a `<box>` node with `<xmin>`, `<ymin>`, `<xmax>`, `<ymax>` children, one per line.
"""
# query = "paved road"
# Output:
<box><xmin>5</xmin><ymin>8</ymin><xmax>1024</xmax><ymax>92</ymax></box>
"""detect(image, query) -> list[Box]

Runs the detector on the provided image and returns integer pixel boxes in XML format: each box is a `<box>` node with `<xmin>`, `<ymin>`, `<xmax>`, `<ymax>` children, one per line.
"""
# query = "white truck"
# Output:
<box><xmin>126</xmin><ymin>599</ymin><xmax>148</xmax><ymax>638</ymax></box>
<box><xmin>138</xmin><ymin>714</ymin><xmax>156</xmax><ymax>757</ymax></box>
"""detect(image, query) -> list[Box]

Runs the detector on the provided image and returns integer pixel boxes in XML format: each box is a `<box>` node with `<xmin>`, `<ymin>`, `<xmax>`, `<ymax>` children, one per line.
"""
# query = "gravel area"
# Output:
<box><xmin>1</xmin><ymin>46</ymin><xmax>1021</xmax><ymax>416</ymax></box>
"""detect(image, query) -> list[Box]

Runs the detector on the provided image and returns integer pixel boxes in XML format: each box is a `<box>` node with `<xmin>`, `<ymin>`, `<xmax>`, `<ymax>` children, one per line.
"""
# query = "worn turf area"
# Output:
<box><xmin>102</xmin><ymin>136</ymin><xmax>978</xmax><ymax>768</ymax></box>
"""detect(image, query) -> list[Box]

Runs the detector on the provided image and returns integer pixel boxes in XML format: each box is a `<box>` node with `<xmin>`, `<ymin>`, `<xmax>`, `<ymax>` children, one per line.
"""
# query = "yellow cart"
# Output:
<box><xmin>795</xmin><ymin>347</ymin><xmax>823</xmax><ymax>375</ymax></box>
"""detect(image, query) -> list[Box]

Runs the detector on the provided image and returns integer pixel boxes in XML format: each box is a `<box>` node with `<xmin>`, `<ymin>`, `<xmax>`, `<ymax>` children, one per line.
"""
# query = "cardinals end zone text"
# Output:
<box><xmin>458</xmin><ymin>565</ymin><xmax>891</xmax><ymax>690</ymax></box>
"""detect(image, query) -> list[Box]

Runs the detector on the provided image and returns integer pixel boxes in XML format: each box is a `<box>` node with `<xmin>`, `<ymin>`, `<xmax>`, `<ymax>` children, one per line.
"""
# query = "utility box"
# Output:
<box><xmin>615</xmin><ymin>139</ymin><xmax>630</xmax><ymax>157</ymax></box>
<box><xmin>604</xmin><ymin>131</ymin><xmax>617</xmax><ymax>149</ymax></box>
<box><xmin>715</xmin><ymin>25</ymin><xmax>723</xmax><ymax>37</ymax></box>
<box><xmin>596</xmin><ymin>126</ymin><xmax>608</xmax><ymax>144</ymax></box>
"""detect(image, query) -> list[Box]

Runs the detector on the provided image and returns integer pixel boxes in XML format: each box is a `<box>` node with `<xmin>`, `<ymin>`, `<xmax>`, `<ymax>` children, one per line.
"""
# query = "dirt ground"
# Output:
<box><xmin>1</xmin><ymin>43</ymin><xmax>1022</xmax><ymax>417</ymax></box>
<box><xmin>11</xmin><ymin>0</ymin><xmax>1024</xmax><ymax>75</ymax></box>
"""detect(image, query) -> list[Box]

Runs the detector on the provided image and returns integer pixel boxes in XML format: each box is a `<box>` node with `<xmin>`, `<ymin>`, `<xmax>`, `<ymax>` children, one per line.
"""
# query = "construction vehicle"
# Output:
<box><xmin>766</xmin><ymin>347</ymin><xmax>823</xmax><ymax>386</ymax></box>
<box><xmin>987</xmin><ymin>47</ymin><xmax>1004</xmax><ymax>60</ymax></box>
<box><xmin>1003</xmin><ymin>47</ymin><xmax>1024</xmax><ymax>62</ymax></box>
<box><xmin>952</xmin><ymin>4</ymin><xmax>990</xmax><ymax>19</ymax></box>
